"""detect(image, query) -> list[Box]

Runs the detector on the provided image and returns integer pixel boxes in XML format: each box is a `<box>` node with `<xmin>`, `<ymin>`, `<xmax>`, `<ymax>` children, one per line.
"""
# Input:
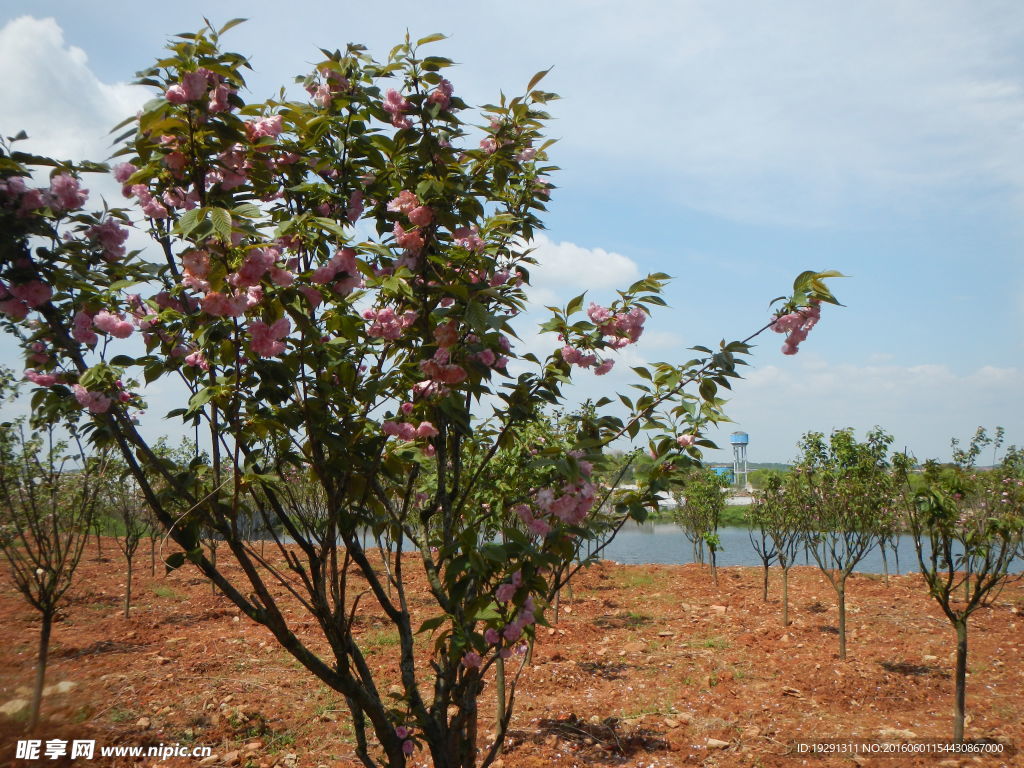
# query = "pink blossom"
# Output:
<box><xmin>184</xmin><ymin>350</ymin><xmax>209</xmax><ymax>371</ymax></box>
<box><xmin>88</xmin><ymin>218</ymin><xmax>130</xmax><ymax>261</ymax></box>
<box><xmin>249</xmin><ymin>317</ymin><xmax>290</xmax><ymax>358</ymax></box>
<box><xmin>461</xmin><ymin>651</ymin><xmax>482</xmax><ymax>669</ymax></box>
<box><xmin>49</xmin><ymin>174</ymin><xmax>88</xmax><ymax>211</ymax></box>
<box><xmin>387</xmin><ymin>190</ymin><xmax>419</xmax><ymax>215</ymax></box>
<box><xmin>383</xmin><ymin>89</ymin><xmax>412</xmax><ymax>129</ymax></box>
<box><xmin>9</xmin><ymin>281</ymin><xmax>52</xmax><ymax>308</ymax></box>
<box><xmin>484</xmin><ymin>628</ymin><xmax>500</xmax><ymax>645</ymax></box>
<box><xmin>299</xmin><ymin>285</ymin><xmax>323</xmax><ymax>309</ymax></box>
<box><xmin>587</xmin><ymin>303</ymin><xmax>612</xmax><ymax>325</ymax></box>
<box><xmin>480</xmin><ymin>137</ymin><xmax>499</xmax><ymax>154</ymax></box>
<box><xmin>246</xmin><ymin>115</ymin><xmax>284</xmax><ymax>142</ymax></box>
<box><xmin>527</xmin><ymin>518</ymin><xmax>551</xmax><ymax>537</ymax></box>
<box><xmin>408</xmin><ymin>205</ymin><xmax>433</xmax><ymax>228</ymax></box>
<box><xmin>594</xmin><ymin>358</ymin><xmax>614</xmax><ymax>376</ymax></box>
<box><xmin>427</xmin><ymin>79</ymin><xmax>454</xmax><ymax>109</ymax></box>
<box><xmin>452</xmin><ymin>225</ymin><xmax>485</xmax><ymax>253</ymax></box>
<box><xmin>433</xmin><ymin>320</ymin><xmax>459</xmax><ymax>348</ymax></box>
<box><xmin>393</xmin><ymin>223</ymin><xmax>425</xmax><ymax>254</ymax></box>
<box><xmin>346</xmin><ymin>190</ymin><xmax>364</xmax><ymax>223</ymax></box>
<box><xmin>402</xmin><ymin>741</ymin><xmax>414</xmax><ymax>757</ymax></box>
<box><xmin>365</xmin><ymin>307</ymin><xmax>417</xmax><ymax>340</ymax></box>
<box><xmin>476</xmin><ymin>348</ymin><xmax>496</xmax><ymax>367</ymax></box>
<box><xmin>438</xmin><ymin>364</ymin><xmax>467</xmax><ymax>385</ymax></box>
<box><xmin>495</xmin><ymin>583</ymin><xmax>516</xmax><ymax>603</ymax></box>
<box><xmin>24</xmin><ymin>369</ymin><xmax>57</xmax><ymax>387</ymax></box>
<box><xmin>676</xmin><ymin>434</ymin><xmax>695</xmax><ymax>448</ymax></box>
<box><xmin>165</xmin><ymin>84</ymin><xmax>189</xmax><ymax>104</ymax></box>
<box><xmin>71</xmin><ymin>310</ymin><xmax>98</xmax><ymax>345</ymax></box>
<box><xmin>231</xmin><ymin>248</ymin><xmax>277</xmax><ymax>288</ymax></box>
<box><xmin>72</xmin><ymin>384</ymin><xmax>111</xmax><ymax>414</ymax></box>
<box><xmin>395</xmin><ymin>726</ymin><xmax>410</xmax><ymax>740</ymax></box>
<box><xmin>113</xmin><ymin>163</ymin><xmax>137</xmax><ymax>184</ymax></box>
<box><xmin>416</xmin><ymin>421</ymin><xmax>439</xmax><ymax>439</ymax></box>
<box><xmin>208</xmin><ymin>82</ymin><xmax>234</xmax><ymax>113</ymax></box>
<box><xmin>202</xmin><ymin>292</ymin><xmax>245</xmax><ymax>318</ymax></box>
<box><xmin>93</xmin><ymin>310</ymin><xmax>134</xmax><ymax>339</ymax></box>
<box><xmin>0</xmin><ymin>298</ymin><xmax>28</xmax><ymax>319</ymax></box>
<box><xmin>516</xmin><ymin>147</ymin><xmax>537</xmax><ymax>163</ymax></box>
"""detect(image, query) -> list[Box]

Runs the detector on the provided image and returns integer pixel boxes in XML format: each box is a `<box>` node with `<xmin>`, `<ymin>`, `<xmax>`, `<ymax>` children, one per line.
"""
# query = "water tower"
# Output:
<box><xmin>729</xmin><ymin>431</ymin><xmax>749</xmax><ymax>489</ymax></box>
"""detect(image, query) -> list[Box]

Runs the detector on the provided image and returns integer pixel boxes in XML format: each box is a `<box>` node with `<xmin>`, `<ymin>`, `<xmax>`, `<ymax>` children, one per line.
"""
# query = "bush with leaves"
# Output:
<box><xmin>671</xmin><ymin>466</ymin><xmax>727</xmax><ymax>584</ymax></box>
<box><xmin>749</xmin><ymin>472</ymin><xmax>805</xmax><ymax>623</ymax></box>
<box><xmin>0</xmin><ymin>21</ymin><xmax>841</xmax><ymax>767</ymax></box>
<box><xmin>897</xmin><ymin>428</ymin><xmax>1023</xmax><ymax>743</ymax></box>
<box><xmin>0</xmin><ymin>409</ymin><xmax>109</xmax><ymax>730</ymax></box>
<box><xmin>788</xmin><ymin>428</ymin><xmax>897</xmax><ymax>658</ymax></box>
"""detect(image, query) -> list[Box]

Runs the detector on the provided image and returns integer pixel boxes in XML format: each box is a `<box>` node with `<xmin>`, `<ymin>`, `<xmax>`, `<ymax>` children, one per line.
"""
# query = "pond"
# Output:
<box><xmin>595</xmin><ymin>521</ymin><xmax>1024</xmax><ymax>575</ymax></box>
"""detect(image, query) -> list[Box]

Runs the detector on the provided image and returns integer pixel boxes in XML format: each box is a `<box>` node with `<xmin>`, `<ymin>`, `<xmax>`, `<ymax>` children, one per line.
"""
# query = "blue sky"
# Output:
<box><xmin>1</xmin><ymin>1</ymin><xmax>1021</xmax><ymax>463</ymax></box>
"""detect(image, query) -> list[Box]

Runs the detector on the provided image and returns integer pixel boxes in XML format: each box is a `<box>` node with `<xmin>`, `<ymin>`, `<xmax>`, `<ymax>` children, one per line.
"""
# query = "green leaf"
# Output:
<box><xmin>416</xmin><ymin>33</ymin><xmax>447</xmax><ymax>46</ymax></box>
<box><xmin>164</xmin><ymin>552</ymin><xmax>186</xmax><ymax>573</ymax></box>
<box><xmin>209</xmin><ymin>207</ymin><xmax>232</xmax><ymax>243</ymax></box>
<box><xmin>218</xmin><ymin>18</ymin><xmax>248</xmax><ymax>36</ymax></box>
<box><xmin>416</xmin><ymin>615</ymin><xmax>448</xmax><ymax>634</ymax></box>
<box><xmin>175</xmin><ymin>207</ymin><xmax>203</xmax><ymax>238</ymax></box>
<box><xmin>526</xmin><ymin>68</ymin><xmax>552</xmax><ymax>93</ymax></box>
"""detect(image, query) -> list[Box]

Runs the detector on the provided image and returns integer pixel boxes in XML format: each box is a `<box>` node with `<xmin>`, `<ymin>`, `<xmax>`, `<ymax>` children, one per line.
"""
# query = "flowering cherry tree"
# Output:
<box><xmin>0</xmin><ymin>21</ymin><xmax>840</xmax><ymax>767</ymax></box>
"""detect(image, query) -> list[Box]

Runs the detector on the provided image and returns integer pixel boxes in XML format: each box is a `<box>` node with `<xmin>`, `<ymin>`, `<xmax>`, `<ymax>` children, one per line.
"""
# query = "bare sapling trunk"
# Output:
<box><xmin>837</xmin><ymin>577</ymin><xmax>847</xmax><ymax>659</ymax></box>
<box><xmin>28</xmin><ymin>611</ymin><xmax>53</xmax><ymax>731</ymax></box>
<box><xmin>781</xmin><ymin>563</ymin><xmax>790</xmax><ymax>627</ymax></box>
<box><xmin>953</xmin><ymin>618</ymin><xmax>968</xmax><ymax>743</ymax></box>
<box><xmin>762</xmin><ymin>564</ymin><xmax>769</xmax><ymax>602</ymax></box>
<box><xmin>124</xmin><ymin>555</ymin><xmax>133</xmax><ymax>618</ymax></box>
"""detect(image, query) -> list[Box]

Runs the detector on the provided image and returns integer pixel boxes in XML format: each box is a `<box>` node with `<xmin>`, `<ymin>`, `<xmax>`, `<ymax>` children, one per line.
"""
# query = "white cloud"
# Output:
<box><xmin>0</xmin><ymin>16</ymin><xmax>146</xmax><ymax>163</ymax></box>
<box><xmin>526</xmin><ymin>233</ymin><xmax>640</xmax><ymax>307</ymax></box>
<box><xmin>539</xmin><ymin>1</ymin><xmax>1024</xmax><ymax>224</ymax></box>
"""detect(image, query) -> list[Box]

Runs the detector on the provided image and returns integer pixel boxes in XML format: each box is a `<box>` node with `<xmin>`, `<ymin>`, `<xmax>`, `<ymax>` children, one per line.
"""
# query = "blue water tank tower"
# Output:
<box><xmin>730</xmin><ymin>431</ymin><xmax>749</xmax><ymax>488</ymax></box>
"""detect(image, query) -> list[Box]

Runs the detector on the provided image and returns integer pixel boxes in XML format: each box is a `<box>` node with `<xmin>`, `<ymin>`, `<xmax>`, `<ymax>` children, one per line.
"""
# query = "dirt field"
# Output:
<box><xmin>1</xmin><ymin>541</ymin><xmax>1021</xmax><ymax>768</ymax></box>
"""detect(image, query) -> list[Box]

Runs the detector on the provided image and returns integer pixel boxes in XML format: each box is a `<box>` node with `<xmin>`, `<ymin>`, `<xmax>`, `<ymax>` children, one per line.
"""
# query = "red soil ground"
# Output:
<box><xmin>1</xmin><ymin>541</ymin><xmax>1021</xmax><ymax>768</ymax></box>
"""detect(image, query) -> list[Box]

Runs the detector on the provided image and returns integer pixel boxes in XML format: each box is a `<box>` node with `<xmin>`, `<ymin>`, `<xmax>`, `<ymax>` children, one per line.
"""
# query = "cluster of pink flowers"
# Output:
<box><xmin>72</xmin><ymin>310</ymin><xmax>98</xmax><ymax>345</ymax></box>
<box><xmin>419</xmin><ymin>347</ymin><xmax>468</xmax><ymax>385</ymax></box>
<box><xmin>492</xmin><ymin>572</ymin><xmax>538</xmax><ymax>643</ymax></box>
<box><xmin>452</xmin><ymin>225</ymin><xmax>485</xmax><ymax>253</ymax></box>
<box><xmin>249</xmin><ymin>317</ymin><xmax>290</xmax><ymax>357</ymax></box>
<box><xmin>363</xmin><ymin>306</ymin><xmax>417</xmax><ymax>340</ymax></box>
<box><xmin>202</xmin><ymin>288</ymin><xmax>261</xmax><ymax>318</ymax></box>
<box><xmin>534</xmin><ymin>478</ymin><xmax>597</xmax><ymax>527</ymax></box>
<box><xmin>127</xmin><ymin>182</ymin><xmax>168</xmax><ymax>219</ymax></box>
<box><xmin>382</xmin><ymin>419</ymin><xmax>438</xmax><ymax>441</ymax></box>
<box><xmin>88</xmin><ymin>218</ymin><xmax>130</xmax><ymax>261</ymax></box>
<box><xmin>561</xmin><ymin>345</ymin><xmax>613</xmax><ymax>375</ymax></box>
<box><xmin>383</xmin><ymin>89</ymin><xmax>412</xmax><ymax>130</ymax></box>
<box><xmin>72</xmin><ymin>384</ymin><xmax>111</xmax><ymax>414</ymax></box>
<box><xmin>0</xmin><ymin>173</ymin><xmax>88</xmax><ymax>216</ymax></box>
<box><xmin>588</xmin><ymin>303</ymin><xmax>646</xmax><ymax>348</ymax></box>
<box><xmin>307</xmin><ymin>67</ymin><xmax>350</xmax><ymax>107</ymax></box>
<box><xmin>93</xmin><ymin>310</ymin><xmax>134</xmax><ymax>339</ymax></box>
<box><xmin>311</xmin><ymin>247</ymin><xmax>362</xmax><ymax>296</ymax></box>
<box><xmin>165</xmin><ymin>68</ymin><xmax>235</xmax><ymax>114</ymax></box>
<box><xmin>231</xmin><ymin>247</ymin><xmax>293</xmax><ymax>289</ymax></box>
<box><xmin>0</xmin><ymin>280</ymin><xmax>52</xmax><ymax>320</ymax></box>
<box><xmin>771</xmin><ymin>299</ymin><xmax>821</xmax><ymax>355</ymax></box>
<box><xmin>428</xmin><ymin>79</ymin><xmax>454</xmax><ymax>110</ymax></box>
<box><xmin>245</xmin><ymin>115</ymin><xmax>284</xmax><ymax>143</ymax></box>
<box><xmin>24</xmin><ymin>369</ymin><xmax>58</xmax><ymax>387</ymax></box>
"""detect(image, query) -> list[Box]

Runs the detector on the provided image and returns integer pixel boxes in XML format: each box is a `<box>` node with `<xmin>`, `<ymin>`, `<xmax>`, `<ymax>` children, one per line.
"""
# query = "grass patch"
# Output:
<box><xmin>362</xmin><ymin>629</ymin><xmax>400</xmax><ymax>651</ymax></box>
<box><xmin>108</xmin><ymin>708</ymin><xmax>137</xmax><ymax>724</ymax></box>
<box><xmin>615</xmin><ymin>570</ymin><xmax>656</xmax><ymax>590</ymax></box>
<box><xmin>152</xmin><ymin>585</ymin><xmax>183</xmax><ymax>600</ymax></box>
<box><xmin>683</xmin><ymin>635</ymin><xmax>730</xmax><ymax>650</ymax></box>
